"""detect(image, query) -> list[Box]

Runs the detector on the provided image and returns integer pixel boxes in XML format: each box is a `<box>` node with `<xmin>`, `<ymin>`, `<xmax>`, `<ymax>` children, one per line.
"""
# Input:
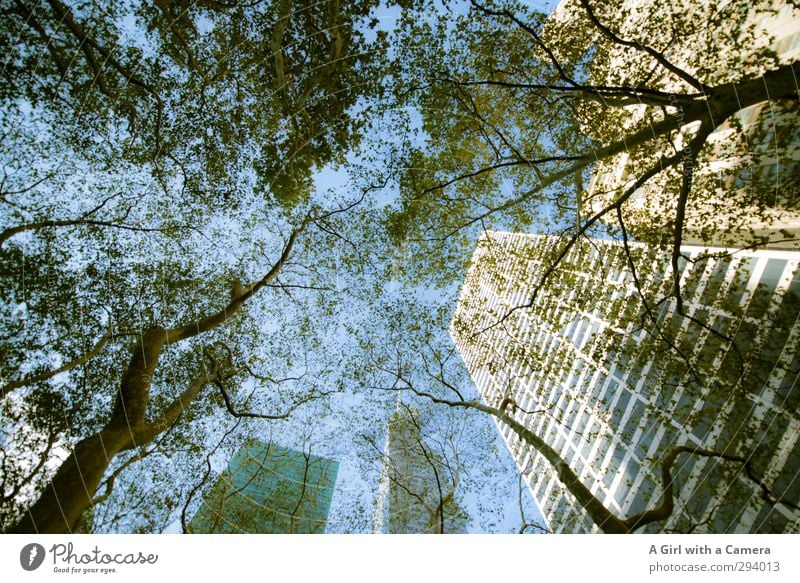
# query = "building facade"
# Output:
<box><xmin>372</xmin><ymin>403</ymin><xmax>468</xmax><ymax>533</ymax></box>
<box><xmin>548</xmin><ymin>0</ymin><xmax>800</xmax><ymax>249</ymax></box>
<box><xmin>451</xmin><ymin>231</ymin><xmax>800</xmax><ymax>533</ymax></box>
<box><xmin>188</xmin><ymin>440</ymin><xmax>339</xmax><ymax>533</ymax></box>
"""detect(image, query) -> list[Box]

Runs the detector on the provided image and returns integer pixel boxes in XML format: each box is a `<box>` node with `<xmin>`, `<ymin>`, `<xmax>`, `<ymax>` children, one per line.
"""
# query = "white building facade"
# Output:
<box><xmin>558</xmin><ymin>0</ymin><xmax>800</xmax><ymax>249</ymax></box>
<box><xmin>451</xmin><ymin>231</ymin><xmax>800</xmax><ymax>533</ymax></box>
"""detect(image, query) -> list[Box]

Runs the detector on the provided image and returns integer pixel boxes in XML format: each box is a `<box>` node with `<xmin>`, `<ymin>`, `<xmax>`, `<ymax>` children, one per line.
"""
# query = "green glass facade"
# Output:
<box><xmin>188</xmin><ymin>440</ymin><xmax>339</xmax><ymax>533</ymax></box>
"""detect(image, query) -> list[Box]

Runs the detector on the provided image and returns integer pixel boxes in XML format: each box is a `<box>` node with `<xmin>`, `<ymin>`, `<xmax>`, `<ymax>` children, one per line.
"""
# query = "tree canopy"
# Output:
<box><xmin>0</xmin><ymin>0</ymin><xmax>401</xmax><ymax>533</ymax></box>
<box><xmin>1</xmin><ymin>0</ymin><xmax>798</xmax><ymax>534</ymax></box>
<box><xmin>2</xmin><ymin>0</ymin><xmax>393</xmax><ymax>205</ymax></box>
<box><xmin>373</xmin><ymin>0</ymin><xmax>800</xmax><ymax>533</ymax></box>
<box><xmin>386</xmin><ymin>0</ymin><xmax>799</xmax><ymax>282</ymax></box>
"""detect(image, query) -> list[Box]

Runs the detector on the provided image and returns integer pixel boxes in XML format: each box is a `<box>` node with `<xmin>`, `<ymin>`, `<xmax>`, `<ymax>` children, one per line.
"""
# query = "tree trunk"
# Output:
<box><xmin>699</xmin><ymin>61</ymin><xmax>799</xmax><ymax>125</ymax></box>
<box><xmin>8</xmin><ymin>328</ymin><xmax>167</xmax><ymax>533</ymax></box>
<box><xmin>488</xmin><ymin>407</ymin><xmax>630</xmax><ymax>533</ymax></box>
<box><xmin>7</xmin><ymin>429</ymin><xmax>135</xmax><ymax>533</ymax></box>
<box><xmin>6</xmin><ymin>223</ymin><xmax>306</xmax><ymax>533</ymax></box>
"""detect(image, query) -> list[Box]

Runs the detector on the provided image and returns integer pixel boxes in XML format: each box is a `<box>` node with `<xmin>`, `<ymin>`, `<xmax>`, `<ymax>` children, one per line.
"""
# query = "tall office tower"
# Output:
<box><xmin>548</xmin><ymin>0</ymin><xmax>800</xmax><ymax>248</ymax></box>
<box><xmin>451</xmin><ymin>231</ymin><xmax>800</xmax><ymax>533</ymax></box>
<box><xmin>372</xmin><ymin>404</ymin><xmax>468</xmax><ymax>533</ymax></box>
<box><xmin>188</xmin><ymin>440</ymin><xmax>339</xmax><ymax>533</ymax></box>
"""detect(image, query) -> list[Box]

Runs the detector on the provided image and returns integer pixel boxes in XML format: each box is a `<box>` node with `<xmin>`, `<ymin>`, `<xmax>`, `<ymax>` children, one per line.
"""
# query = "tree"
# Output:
<box><xmin>373</xmin><ymin>335</ymin><xmax>800</xmax><ymax>533</ymax></box>
<box><xmin>356</xmin><ymin>0</ymin><xmax>800</xmax><ymax>533</ymax></box>
<box><xmin>363</xmin><ymin>400</ymin><xmax>469</xmax><ymax>533</ymax></box>
<box><xmin>386</xmin><ymin>0</ymin><xmax>800</xmax><ymax>283</ymax></box>
<box><xmin>0</xmin><ymin>0</ymin><xmax>393</xmax><ymax>533</ymax></box>
<box><xmin>402</xmin><ymin>390</ymin><xmax>800</xmax><ymax>533</ymax></box>
<box><xmin>1</xmin><ymin>0</ymin><xmax>391</xmax><ymax>206</ymax></box>
<box><xmin>5</xmin><ymin>219</ymin><xmax>318</xmax><ymax>533</ymax></box>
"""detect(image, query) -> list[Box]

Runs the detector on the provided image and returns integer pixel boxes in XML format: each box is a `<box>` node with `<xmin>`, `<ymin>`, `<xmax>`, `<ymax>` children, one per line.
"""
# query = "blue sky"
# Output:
<box><xmin>0</xmin><ymin>0</ymin><xmax>570</xmax><ymax>535</ymax></box>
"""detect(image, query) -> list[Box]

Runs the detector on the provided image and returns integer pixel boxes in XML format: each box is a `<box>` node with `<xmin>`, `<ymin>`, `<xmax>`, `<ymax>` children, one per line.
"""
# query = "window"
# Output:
<box><xmin>610</xmin><ymin>391</ymin><xmax>631</xmax><ymax>431</ymax></box>
<box><xmin>776</xmin><ymin>30</ymin><xmax>800</xmax><ymax>55</ymax></box>
<box><xmin>738</xmin><ymin>103</ymin><xmax>763</xmax><ymax>128</ymax></box>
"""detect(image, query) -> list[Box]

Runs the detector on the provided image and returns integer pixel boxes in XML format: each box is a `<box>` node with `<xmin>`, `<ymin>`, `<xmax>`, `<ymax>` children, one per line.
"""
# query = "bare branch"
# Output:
<box><xmin>214</xmin><ymin>376</ymin><xmax>333</xmax><ymax>421</ymax></box>
<box><xmin>181</xmin><ymin>418</ymin><xmax>244</xmax><ymax>533</ymax></box>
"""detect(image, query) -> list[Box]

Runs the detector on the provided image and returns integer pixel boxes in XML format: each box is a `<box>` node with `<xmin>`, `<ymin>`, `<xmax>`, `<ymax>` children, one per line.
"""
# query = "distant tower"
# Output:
<box><xmin>373</xmin><ymin>400</ymin><xmax>468</xmax><ymax>533</ymax></box>
<box><xmin>451</xmin><ymin>231</ymin><xmax>800</xmax><ymax>533</ymax></box>
<box><xmin>188</xmin><ymin>440</ymin><xmax>339</xmax><ymax>533</ymax></box>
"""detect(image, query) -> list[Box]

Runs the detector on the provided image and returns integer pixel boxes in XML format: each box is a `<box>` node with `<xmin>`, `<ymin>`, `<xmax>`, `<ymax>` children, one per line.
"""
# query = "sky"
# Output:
<box><xmin>303</xmin><ymin>0</ymin><xmax>565</xmax><ymax>532</ymax></box>
<box><xmin>0</xmin><ymin>0</ymin><xmax>571</xmax><ymax>535</ymax></box>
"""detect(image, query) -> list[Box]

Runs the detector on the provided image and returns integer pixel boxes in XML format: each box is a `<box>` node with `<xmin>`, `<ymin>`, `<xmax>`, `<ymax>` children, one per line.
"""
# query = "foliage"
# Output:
<box><xmin>2</xmin><ymin>0</ymin><xmax>798</xmax><ymax>535</ymax></box>
<box><xmin>385</xmin><ymin>0</ymin><xmax>800</xmax><ymax>281</ymax></box>
<box><xmin>374</xmin><ymin>0</ymin><xmax>800</xmax><ymax>532</ymax></box>
<box><xmin>0</xmin><ymin>0</ymin><xmax>391</xmax><ymax>533</ymax></box>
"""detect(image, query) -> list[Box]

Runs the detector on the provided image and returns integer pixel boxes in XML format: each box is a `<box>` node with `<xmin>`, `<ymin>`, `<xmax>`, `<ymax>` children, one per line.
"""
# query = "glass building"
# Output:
<box><xmin>188</xmin><ymin>440</ymin><xmax>339</xmax><ymax>533</ymax></box>
<box><xmin>372</xmin><ymin>403</ymin><xmax>468</xmax><ymax>533</ymax></box>
<box><xmin>451</xmin><ymin>231</ymin><xmax>800</xmax><ymax>533</ymax></box>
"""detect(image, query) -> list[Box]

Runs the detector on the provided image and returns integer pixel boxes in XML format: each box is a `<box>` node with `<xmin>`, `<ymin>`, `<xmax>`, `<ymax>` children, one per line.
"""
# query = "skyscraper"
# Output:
<box><xmin>549</xmin><ymin>0</ymin><xmax>800</xmax><ymax>249</ymax></box>
<box><xmin>188</xmin><ymin>440</ymin><xmax>339</xmax><ymax>533</ymax></box>
<box><xmin>372</xmin><ymin>403</ymin><xmax>468</xmax><ymax>533</ymax></box>
<box><xmin>451</xmin><ymin>230</ymin><xmax>800</xmax><ymax>533</ymax></box>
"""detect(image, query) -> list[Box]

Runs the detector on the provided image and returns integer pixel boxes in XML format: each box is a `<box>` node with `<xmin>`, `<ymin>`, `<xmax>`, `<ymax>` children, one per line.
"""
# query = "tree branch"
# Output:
<box><xmin>624</xmin><ymin>445</ymin><xmax>800</xmax><ymax>531</ymax></box>
<box><xmin>214</xmin><ymin>376</ymin><xmax>332</xmax><ymax>421</ymax></box>
<box><xmin>90</xmin><ymin>447</ymin><xmax>153</xmax><ymax>507</ymax></box>
<box><xmin>576</xmin><ymin>0</ymin><xmax>710</xmax><ymax>92</ymax></box>
<box><xmin>181</xmin><ymin>418</ymin><xmax>243</xmax><ymax>533</ymax></box>
<box><xmin>0</xmin><ymin>216</ymin><xmax>179</xmax><ymax>248</ymax></box>
<box><xmin>165</xmin><ymin>218</ymin><xmax>310</xmax><ymax>343</ymax></box>
<box><xmin>1</xmin><ymin>322</ymin><xmax>114</xmax><ymax>399</ymax></box>
<box><xmin>473</xmin><ymin>147</ymin><xmax>687</xmax><ymax>338</ymax></box>
<box><xmin>128</xmin><ymin>371</ymin><xmax>217</xmax><ymax>447</ymax></box>
<box><xmin>44</xmin><ymin>0</ymin><xmax>165</xmax><ymax>153</ymax></box>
